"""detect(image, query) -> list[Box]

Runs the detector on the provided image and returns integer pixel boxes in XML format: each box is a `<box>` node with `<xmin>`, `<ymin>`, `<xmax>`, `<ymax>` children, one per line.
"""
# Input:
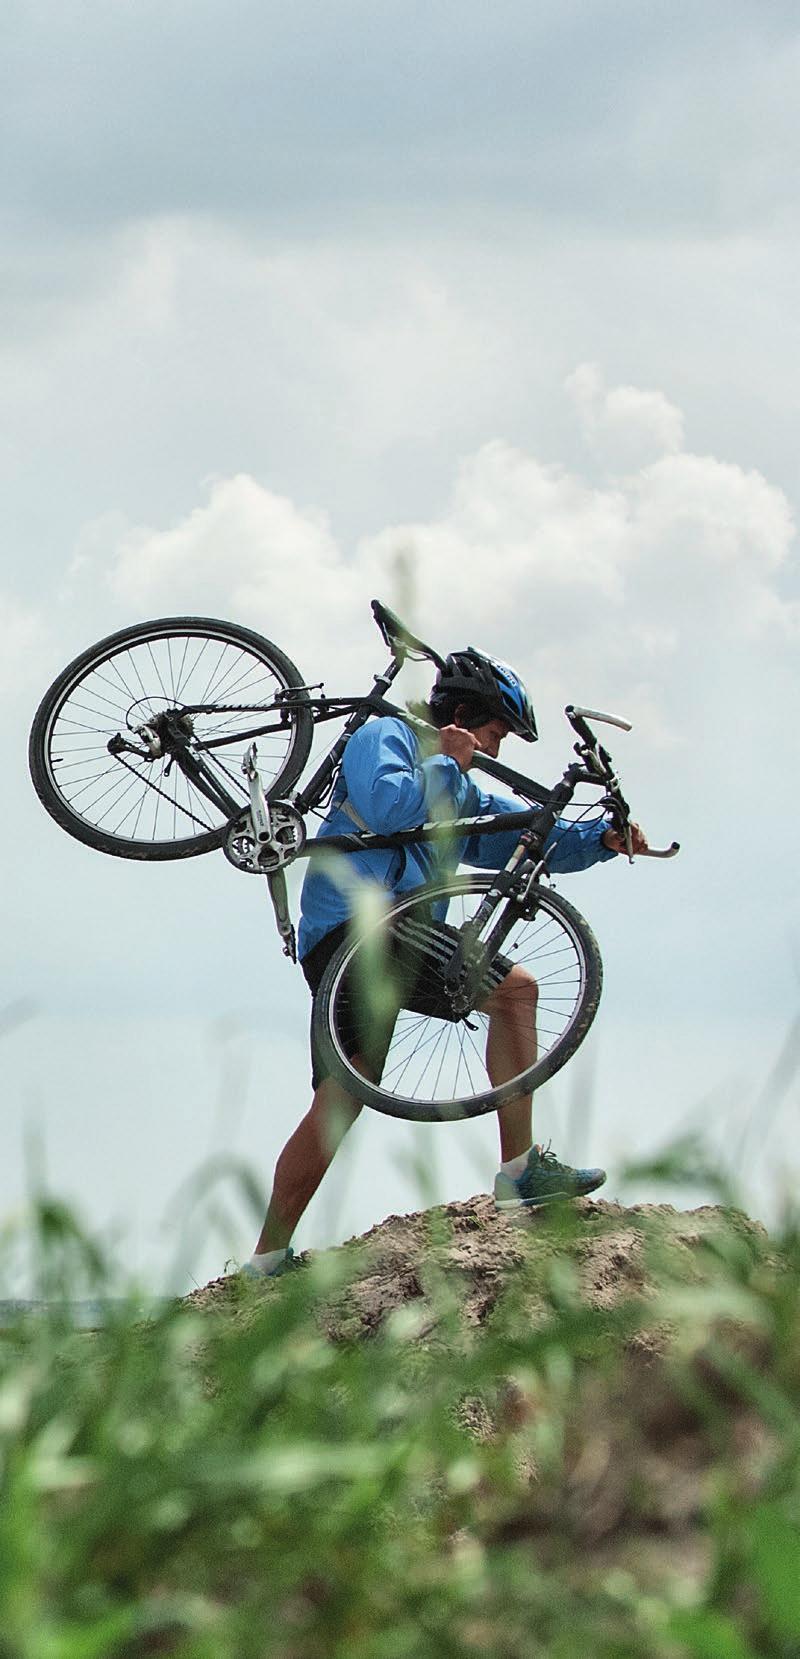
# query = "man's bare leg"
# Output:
<box><xmin>485</xmin><ymin>966</ymin><xmax>606</xmax><ymax>1203</ymax></box>
<box><xmin>255</xmin><ymin>968</ymin><xmax>538</xmax><ymax>1254</ymax></box>
<box><xmin>482</xmin><ymin>966</ymin><xmax>539</xmax><ymax>1161</ymax></box>
<box><xmin>254</xmin><ymin>1069</ymin><xmax>366</xmax><ymax>1254</ymax></box>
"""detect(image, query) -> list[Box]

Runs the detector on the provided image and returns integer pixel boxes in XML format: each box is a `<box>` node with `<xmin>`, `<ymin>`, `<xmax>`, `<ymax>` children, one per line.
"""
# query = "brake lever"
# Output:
<box><xmin>568</xmin><ymin>707</ymin><xmax>680</xmax><ymax>863</ymax></box>
<box><xmin>604</xmin><ymin>798</ymin><xmax>681</xmax><ymax>862</ymax></box>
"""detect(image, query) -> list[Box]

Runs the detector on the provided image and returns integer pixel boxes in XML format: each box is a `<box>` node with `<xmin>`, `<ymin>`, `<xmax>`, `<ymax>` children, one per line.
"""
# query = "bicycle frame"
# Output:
<box><xmin>166</xmin><ymin>665</ymin><xmax>550</xmax><ymax>827</ymax></box>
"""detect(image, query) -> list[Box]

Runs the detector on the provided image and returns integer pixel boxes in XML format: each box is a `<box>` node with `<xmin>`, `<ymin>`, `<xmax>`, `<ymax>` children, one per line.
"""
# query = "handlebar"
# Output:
<box><xmin>564</xmin><ymin>703</ymin><xmax>680</xmax><ymax>862</ymax></box>
<box><xmin>566</xmin><ymin>703</ymin><xmax>632</xmax><ymax>734</ymax></box>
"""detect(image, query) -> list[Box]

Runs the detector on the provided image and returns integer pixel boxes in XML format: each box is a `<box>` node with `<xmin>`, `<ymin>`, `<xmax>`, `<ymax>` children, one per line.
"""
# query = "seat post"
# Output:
<box><xmin>372</xmin><ymin>653</ymin><xmax>405</xmax><ymax>698</ymax></box>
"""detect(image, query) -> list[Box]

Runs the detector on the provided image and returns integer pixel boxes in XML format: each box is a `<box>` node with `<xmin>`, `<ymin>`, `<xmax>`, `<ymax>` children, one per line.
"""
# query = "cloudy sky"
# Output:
<box><xmin>2</xmin><ymin>0</ymin><xmax>799</xmax><ymax>1291</ymax></box>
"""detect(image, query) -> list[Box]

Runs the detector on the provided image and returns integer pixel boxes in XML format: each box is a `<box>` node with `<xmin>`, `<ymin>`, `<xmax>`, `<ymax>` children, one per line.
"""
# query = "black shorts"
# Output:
<box><xmin>302</xmin><ymin>914</ymin><xmax>513</xmax><ymax>1090</ymax></box>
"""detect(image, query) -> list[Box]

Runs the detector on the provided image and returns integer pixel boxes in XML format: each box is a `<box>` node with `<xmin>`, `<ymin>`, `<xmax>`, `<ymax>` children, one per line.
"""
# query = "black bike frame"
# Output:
<box><xmin>178</xmin><ymin>646</ymin><xmax>558</xmax><ymax>851</ymax></box>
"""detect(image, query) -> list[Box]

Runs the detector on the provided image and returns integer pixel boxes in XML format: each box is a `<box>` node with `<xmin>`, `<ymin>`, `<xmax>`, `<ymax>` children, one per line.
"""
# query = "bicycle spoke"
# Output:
<box><xmin>98</xmin><ymin>655</ymin><xmax>141</xmax><ymax>706</ymax></box>
<box><xmin>431</xmin><ymin>1028</ymin><xmax>452</xmax><ymax>1100</ymax></box>
<box><xmin>381</xmin><ymin>1018</ymin><xmax>446</xmax><ymax>1081</ymax></box>
<box><xmin>168</xmin><ymin>634</ymin><xmax>189</xmax><ymax>702</ymax></box>
<box><xmin>197</xmin><ymin>641</ymin><xmax>230</xmax><ymax>706</ymax></box>
<box><xmin>387</xmin><ymin>1019</ymin><xmax>451</xmax><ymax>1094</ymax></box>
<box><xmin>203</xmin><ymin>650</ymin><xmax>261</xmax><ymax>704</ymax></box>
<box><xmin>89</xmin><ymin>771</ymin><xmax>145</xmax><ymax>828</ymax></box>
<box><xmin>453</xmin><ymin>1023</ymin><xmax>479</xmax><ymax>1099</ymax></box>
<box><xmin>165</xmin><ymin>636</ymin><xmax>178</xmax><ymax>703</ymax></box>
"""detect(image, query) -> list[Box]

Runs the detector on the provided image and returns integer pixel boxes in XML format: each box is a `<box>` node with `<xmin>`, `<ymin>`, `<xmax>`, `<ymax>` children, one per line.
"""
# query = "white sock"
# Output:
<box><xmin>499</xmin><ymin>1148</ymin><xmax>532</xmax><ymax>1180</ymax></box>
<box><xmin>247</xmin><ymin>1249</ymin><xmax>287</xmax><ymax>1276</ymax></box>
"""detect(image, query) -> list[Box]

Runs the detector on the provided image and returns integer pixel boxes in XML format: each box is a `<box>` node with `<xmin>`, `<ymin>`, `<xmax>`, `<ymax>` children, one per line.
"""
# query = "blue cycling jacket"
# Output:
<box><xmin>297</xmin><ymin>716</ymin><xmax>616</xmax><ymax>959</ymax></box>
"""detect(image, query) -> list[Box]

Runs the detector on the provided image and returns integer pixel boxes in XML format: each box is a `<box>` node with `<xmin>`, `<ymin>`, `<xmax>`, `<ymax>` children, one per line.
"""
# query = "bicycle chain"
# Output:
<box><xmin>109</xmin><ymin>751</ymin><xmax>216</xmax><ymax>834</ymax></box>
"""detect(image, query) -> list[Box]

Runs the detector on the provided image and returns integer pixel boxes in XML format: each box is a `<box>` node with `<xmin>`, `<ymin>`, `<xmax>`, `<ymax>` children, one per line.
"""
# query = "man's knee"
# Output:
<box><xmin>284</xmin><ymin>1082</ymin><xmax>360</xmax><ymax>1169</ymax></box>
<box><xmin>313</xmin><ymin>1077</ymin><xmax>363</xmax><ymax>1130</ymax></box>
<box><xmin>485</xmin><ymin>965</ymin><xmax>538</xmax><ymax>1014</ymax></box>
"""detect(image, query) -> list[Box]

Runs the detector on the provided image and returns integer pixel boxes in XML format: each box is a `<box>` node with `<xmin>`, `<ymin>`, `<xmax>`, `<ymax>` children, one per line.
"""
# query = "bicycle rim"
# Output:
<box><xmin>29</xmin><ymin>617</ymin><xmax>313</xmax><ymax>859</ymax></box>
<box><xmin>315</xmin><ymin>876</ymin><xmax>602</xmax><ymax>1122</ymax></box>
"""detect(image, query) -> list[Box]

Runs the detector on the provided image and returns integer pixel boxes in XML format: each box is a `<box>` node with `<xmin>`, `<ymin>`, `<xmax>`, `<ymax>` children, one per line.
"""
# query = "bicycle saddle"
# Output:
<box><xmin>371</xmin><ymin>599</ymin><xmax>446</xmax><ymax>670</ymax></box>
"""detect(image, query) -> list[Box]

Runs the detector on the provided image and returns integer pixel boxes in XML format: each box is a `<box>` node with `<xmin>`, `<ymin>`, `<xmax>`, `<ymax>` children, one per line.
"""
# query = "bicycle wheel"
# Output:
<box><xmin>29</xmin><ymin>617</ymin><xmax>314</xmax><ymax>860</ymax></box>
<box><xmin>313</xmin><ymin>876</ymin><xmax>602</xmax><ymax>1122</ymax></box>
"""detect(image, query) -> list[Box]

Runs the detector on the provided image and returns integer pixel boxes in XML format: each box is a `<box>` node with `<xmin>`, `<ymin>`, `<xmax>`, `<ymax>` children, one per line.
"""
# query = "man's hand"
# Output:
<box><xmin>602</xmin><ymin>820</ymin><xmax>649</xmax><ymax>855</ymax></box>
<box><xmin>439</xmin><ymin>724</ymin><xmax>479</xmax><ymax>772</ymax></box>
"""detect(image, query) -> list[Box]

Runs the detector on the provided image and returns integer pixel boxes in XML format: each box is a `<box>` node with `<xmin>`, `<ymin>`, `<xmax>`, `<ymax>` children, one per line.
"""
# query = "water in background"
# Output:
<box><xmin>0</xmin><ymin>1298</ymin><xmax>171</xmax><ymax>1328</ymax></box>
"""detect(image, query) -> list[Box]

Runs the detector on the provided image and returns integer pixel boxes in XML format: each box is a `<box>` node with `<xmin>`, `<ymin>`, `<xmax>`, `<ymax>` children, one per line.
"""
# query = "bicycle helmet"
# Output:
<box><xmin>429</xmin><ymin>647</ymin><xmax>538</xmax><ymax>742</ymax></box>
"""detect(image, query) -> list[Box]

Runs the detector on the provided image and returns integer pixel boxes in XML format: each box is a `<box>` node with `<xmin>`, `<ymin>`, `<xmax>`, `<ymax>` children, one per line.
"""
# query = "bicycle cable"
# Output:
<box><xmin>540</xmin><ymin>800</ymin><xmax>615</xmax><ymax>869</ymax></box>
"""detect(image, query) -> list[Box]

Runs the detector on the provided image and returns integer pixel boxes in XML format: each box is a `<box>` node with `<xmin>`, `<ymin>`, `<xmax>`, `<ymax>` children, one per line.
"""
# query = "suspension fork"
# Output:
<box><xmin>442</xmin><ymin>766</ymin><xmax>583</xmax><ymax>1012</ymax></box>
<box><xmin>449</xmin><ymin>793</ymin><xmax>565</xmax><ymax>960</ymax></box>
<box><xmin>442</xmin><ymin>839</ymin><xmax>538</xmax><ymax>1014</ymax></box>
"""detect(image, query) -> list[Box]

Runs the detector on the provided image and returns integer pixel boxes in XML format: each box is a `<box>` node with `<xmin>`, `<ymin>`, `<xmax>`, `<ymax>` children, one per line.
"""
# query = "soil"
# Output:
<box><xmin>186</xmin><ymin>1191</ymin><xmax>767</xmax><ymax>1341</ymax></box>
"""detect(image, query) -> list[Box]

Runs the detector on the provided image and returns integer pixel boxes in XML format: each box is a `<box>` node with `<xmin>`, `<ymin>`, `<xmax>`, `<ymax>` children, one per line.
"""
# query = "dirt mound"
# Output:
<box><xmin>187</xmin><ymin>1192</ymin><xmax>767</xmax><ymax>1345</ymax></box>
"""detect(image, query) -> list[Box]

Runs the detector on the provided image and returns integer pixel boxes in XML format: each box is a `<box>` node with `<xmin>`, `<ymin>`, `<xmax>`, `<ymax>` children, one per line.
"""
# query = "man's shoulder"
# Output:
<box><xmin>377</xmin><ymin>714</ymin><xmax>442</xmax><ymax>763</ymax></box>
<box><xmin>351</xmin><ymin>713</ymin><xmax>419</xmax><ymax>753</ymax></box>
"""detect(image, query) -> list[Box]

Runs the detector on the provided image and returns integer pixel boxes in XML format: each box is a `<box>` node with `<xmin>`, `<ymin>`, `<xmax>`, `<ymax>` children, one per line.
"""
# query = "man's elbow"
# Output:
<box><xmin>351</xmin><ymin>780</ymin><xmax>422</xmax><ymax>834</ymax></box>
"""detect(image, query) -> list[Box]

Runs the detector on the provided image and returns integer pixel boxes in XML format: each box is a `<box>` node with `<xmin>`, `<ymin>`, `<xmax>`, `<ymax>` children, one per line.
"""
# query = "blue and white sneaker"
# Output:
<box><xmin>494</xmin><ymin>1144</ymin><xmax>606</xmax><ymax>1210</ymax></box>
<box><xmin>239</xmin><ymin>1247</ymin><xmax>295</xmax><ymax>1280</ymax></box>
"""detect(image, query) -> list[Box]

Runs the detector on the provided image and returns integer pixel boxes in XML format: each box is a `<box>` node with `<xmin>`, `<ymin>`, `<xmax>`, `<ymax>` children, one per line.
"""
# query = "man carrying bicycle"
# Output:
<box><xmin>247</xmin><ymin>647</ymin><xmax>647</xmax><ymax>1278</ymax></box>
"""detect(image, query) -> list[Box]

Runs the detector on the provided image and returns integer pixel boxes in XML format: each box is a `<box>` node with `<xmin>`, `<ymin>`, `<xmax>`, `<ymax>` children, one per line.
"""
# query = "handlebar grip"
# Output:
<box><xmin>565</xmin><ymin>704</ymin><xmax>598</xmax><ymax>747</ymax></box>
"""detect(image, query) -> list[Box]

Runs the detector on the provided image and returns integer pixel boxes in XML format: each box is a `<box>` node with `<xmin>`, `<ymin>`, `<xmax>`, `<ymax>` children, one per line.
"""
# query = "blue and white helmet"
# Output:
<box><xmin>430</xmin><ymin>646</ymin><xmax>538</xmax><ymax>742</ymax></box>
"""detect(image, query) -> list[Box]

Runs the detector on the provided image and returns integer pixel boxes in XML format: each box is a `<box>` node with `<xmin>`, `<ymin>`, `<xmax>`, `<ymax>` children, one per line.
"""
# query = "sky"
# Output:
<box><xmin>2</xmin><ymin>0</ymin><xmax>799</xmax><ymax>1291</ymax></box>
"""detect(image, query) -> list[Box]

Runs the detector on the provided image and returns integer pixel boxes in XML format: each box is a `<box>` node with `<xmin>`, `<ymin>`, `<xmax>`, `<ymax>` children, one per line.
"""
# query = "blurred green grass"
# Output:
<box><xmin>0</xmin><ymin>1160</ymin><xmax>799</xmax><ymax>1659</ymax></box>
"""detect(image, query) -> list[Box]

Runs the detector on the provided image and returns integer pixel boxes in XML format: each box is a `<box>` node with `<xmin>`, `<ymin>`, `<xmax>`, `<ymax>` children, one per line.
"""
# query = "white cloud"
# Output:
<box><xmin>627</xmin><ymin>451</ymin><xmax>797</xmax><ymax>640</ymax></box>
<box><xmin>359</xmin><ymin>410</ymin><xmax>796</xmax><ymax>738</ymax></box>
<box><xmin>99</xmin><ymin>473</ymin><xmax>360</xmax><ymax>673</ymax></box>
<box><xmin>566</xmin><ymin>361</ymin><xmax>684</xmax><ymax>469</ymax></box>
<box><xmin>73</xmin><ymin>369</ymin><xmax>796</xmax><ymax>763</ymax></box>
<box><xmin>360</xmin><ymin>441</ymin><xmax>633</xmax><ymax>623</ymax></box>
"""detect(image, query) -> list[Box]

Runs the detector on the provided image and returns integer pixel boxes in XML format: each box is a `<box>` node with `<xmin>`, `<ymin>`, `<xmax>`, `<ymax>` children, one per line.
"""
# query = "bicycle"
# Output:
<box><xmin>29</xmin><ymin>601</ymin><xmax>678</xmax><ymax>1123</ymax></box>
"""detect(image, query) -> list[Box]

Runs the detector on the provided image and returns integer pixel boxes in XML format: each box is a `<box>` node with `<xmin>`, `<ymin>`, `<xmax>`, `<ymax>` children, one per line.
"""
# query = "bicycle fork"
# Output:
<box><xmin>443</xmin><ymin>836</ymin><xmax>543</xmax><ymax>1017</ymax></box>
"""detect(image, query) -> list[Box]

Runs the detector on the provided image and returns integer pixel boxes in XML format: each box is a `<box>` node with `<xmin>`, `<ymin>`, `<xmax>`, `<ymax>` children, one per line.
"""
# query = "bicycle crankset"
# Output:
<box><xmin>223</xmin><ymin>801</ymin><xmax>306</xmax><ymax>874</ymax></box>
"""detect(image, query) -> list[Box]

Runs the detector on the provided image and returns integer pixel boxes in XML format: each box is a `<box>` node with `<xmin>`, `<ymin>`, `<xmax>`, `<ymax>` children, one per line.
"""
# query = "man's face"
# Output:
<box><xmin>462</xmin><ymin>714</ymin><xmax>511</xmax><ymax>758</ymax></box>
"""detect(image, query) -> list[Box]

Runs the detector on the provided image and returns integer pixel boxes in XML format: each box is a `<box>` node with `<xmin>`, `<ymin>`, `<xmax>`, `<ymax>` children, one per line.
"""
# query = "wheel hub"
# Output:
<box><xmin>125</xmin><ymin>705</ymin><xmax>196</xmax><ymax>760</ymax></box>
